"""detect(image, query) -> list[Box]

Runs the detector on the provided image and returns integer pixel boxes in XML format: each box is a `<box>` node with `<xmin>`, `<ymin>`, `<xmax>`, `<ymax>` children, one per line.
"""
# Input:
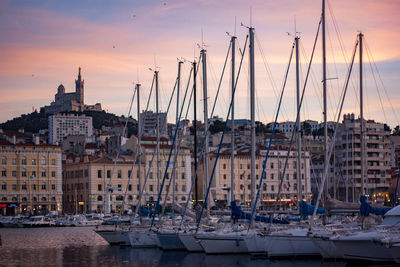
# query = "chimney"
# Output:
<box><xmin>34</xmin><ymin>135</ymin><xmax>40</xmax><ymax>145</ymax></box>
<box><xmin>12</xmin><ymin>136</ymin><xmax>16</xmax><ymax>145</ymax></box>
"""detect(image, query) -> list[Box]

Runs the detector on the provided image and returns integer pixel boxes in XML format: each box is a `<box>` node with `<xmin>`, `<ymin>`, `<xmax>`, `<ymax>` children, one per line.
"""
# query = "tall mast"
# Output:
<box><xmin>155</xmin><ymin>71</ymin><xmax>160</xmax><ymax>198</ymax></box>
<box><xmin>295</xmin><ymin>36</ymin><xmax>302</xmax><ymax>204</ymax></box>
<box><xmin>173</xmin><ymin>61</ymin><xmax>182</xmax><ymax>216</ymax></box>
<box><xmin>137</xmin><ymin>83</ymin><xmax>141</xmax><ymax>207</ymax></box>
<box><xmin>230</xmin><ymin>35</ymin><xmax>236</xmax><ymax>204</ymax></box>
<box><xmin>193</xmin><ymin>61</ymin><xmax>199</xmax><ymax>206</ymax></box>
<box><xmin>359</xmin><ymin>32</ymin><xmax>365</xmax><ymax>197</ymax></box>
<box><xmin>249</xmin><ymin>26</ymin><xmax>256</xmax><ymax>208</ymax></box>
<box><xmin>201</xmin><ymin>49</ymin><xmax>210</xmax><ymax>219</ymax></box>
<box><xmin>322</xmin><ymin>0</ymin><xmax>329</xmax><ymax>200</ymax></box>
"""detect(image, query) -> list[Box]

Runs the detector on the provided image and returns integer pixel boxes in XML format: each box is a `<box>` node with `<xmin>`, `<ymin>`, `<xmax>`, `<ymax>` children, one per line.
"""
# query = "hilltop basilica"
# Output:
<box><xmin>41</xmin><ymin>67</ymin><xmax>102</xmax><ymax>114</ymax></box>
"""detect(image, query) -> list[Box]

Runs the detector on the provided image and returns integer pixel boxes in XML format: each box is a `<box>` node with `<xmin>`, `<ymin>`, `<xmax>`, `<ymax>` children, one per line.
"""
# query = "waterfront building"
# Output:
<box><xmin>139</xmin><ymin>110</ymin><xmax>168</xmax><ymax>136</ymax></box>
<box><xmin>48</xmin><ymin>114</ymin><xmax>93</xmax><ymax>145</ymax></box>
<box><xmin>334</xmin><ymin>114</ymin><xmax>391</xmax><ymax>202</ymax></box>
<box><xmin>0</xmin><ymin>138</ymin><xmax>62</xmax><ymax>215</ymax></box>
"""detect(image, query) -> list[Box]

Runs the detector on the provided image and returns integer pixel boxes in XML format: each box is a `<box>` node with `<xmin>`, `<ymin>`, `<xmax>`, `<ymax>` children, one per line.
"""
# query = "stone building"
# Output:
<box><xmin>41</xmin><ymin>67</ymin><xmax>102</xmax><ymax>114</ymax></box>
<box><xmin>0</xmin><ymin>138</ymin><xmax>63</xmax><ymax>215</ymax></box>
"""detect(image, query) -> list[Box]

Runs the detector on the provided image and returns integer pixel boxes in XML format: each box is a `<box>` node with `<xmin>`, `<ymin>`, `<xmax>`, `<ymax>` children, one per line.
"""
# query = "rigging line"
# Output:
<box><xmin>365</xmin><ymin>39</ymin><xmax>400</xmax><ymax>125</ymax></box>
<box><xmin>133</xmin><ymin>67</ymin><xmax>193</xmax><ymax>219</ymax></box>
<box><xmin>107</xmin><ymin>83</ymin><xmax>138</xmax><ymax>191</ymax></box>
<box><xmin>196</xmin><ymin>35</ymin><xmax>249</xmax><ymax>229</ymax></box>
<box><xmin>208</xmin><ymin>52</ymin><xmax>228</xmax><ymax>116</ymax></box>
<box><xmin>327</xmin><ymin>0</ymin><xmax>359</xmax><ymax>105</ymax></box>
<box><xmin>300</xmin><ymin>41</ymin><xmax>323</xmax><ymax>113</ymax></box>
<box><xmin>248</xmin><ymin>41</ymin><xmax>295</xmax><ymax>232</ymax></box>
<box><xmin>210</xmin><ymin>41</ymin><xmax>232</xmax><ymax>120</ymax></box>
<box><xmin>312</xmin><ymin>37</ymin><xmax>359</xmax><ymax>221</ymax></box>
<box><xmin>255</xmin><ymin>33</ymin><xmax>290</xmax><ymax>122</ymax></box>
<box><xmin>150</xmin><ymin>58</ymin><xmax>201</xmax><ymax>228</ymax></box>
<box><xmin>179</xmin><ymin>39</ymin><xmax>236</xmax><ymax>228</ymax></box>
<box><xmin>121</xmin><ymin>69</ymin><xmax>180</xmax><ymax>211</ymax></box>
<box><xmin>269</xmin><ymin>18</ymin><xmax>321</xmax><ymax>226</ymax></box>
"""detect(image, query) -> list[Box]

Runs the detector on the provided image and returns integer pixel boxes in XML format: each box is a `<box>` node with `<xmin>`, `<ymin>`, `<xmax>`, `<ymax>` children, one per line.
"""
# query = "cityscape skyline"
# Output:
<box><xmin>1</xmin><ymin>0</ymin><xmax>399</xmax><ymax>127</ymax></box>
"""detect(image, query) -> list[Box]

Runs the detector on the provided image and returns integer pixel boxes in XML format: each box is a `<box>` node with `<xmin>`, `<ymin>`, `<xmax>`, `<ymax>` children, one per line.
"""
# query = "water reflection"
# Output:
<box><xmin>0</xmin><ymin>247</ymin><xmax>396</xmax><ymax>267</ymax></box>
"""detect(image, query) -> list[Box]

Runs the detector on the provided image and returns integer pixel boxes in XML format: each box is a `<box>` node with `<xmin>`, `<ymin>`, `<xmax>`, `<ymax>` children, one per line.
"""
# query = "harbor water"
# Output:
<box><xmin>0</xmin><ymin>227</ymin><xmax>396</xmax><ymax>266</ymax></box>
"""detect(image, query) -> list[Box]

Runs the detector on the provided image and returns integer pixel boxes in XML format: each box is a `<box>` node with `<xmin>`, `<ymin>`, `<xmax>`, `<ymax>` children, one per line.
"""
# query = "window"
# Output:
<box><xmin>98</xmin><ymin>170</ymin><xmax>102</xmax><ymax>178</ymax></box>
<box><xmin>51</xmin><ymin>197</ymin><xmax>56</xmax><ymax>201</ymax></box>
<box><xmin>116</xmin><ymin>195</ymin><xmax>123</xmax><ymax>201</ymax></box>
<box><xmin>22</xmin><ymin>197</ymin><xmax>27</xmax><ymax>202</ymax></box>
<box><xmin>247</xmin><ymin>175</ymin><xmax>250</xmax><ymax>180</ymax></box>
<box><xmin>247</xmin><ymin>164</ymin><xmax>250</xmax><ymax>169</ymax></box>
<box><xmin>256</xmin><ymin>164</ymin><xmax>259</xmax><ymax>169</ymax></box>
<box><xmin>182</xmin><ymin>173</ymin><xmax>185</xmax><ymax>179</ymax></box>
<box><xmin>240</xmin><ymin>164</ymin><xmax>243</xmax><ymax>169</ymax></box>
<box><xmin>128</xmin><ymin>195</ymin><xmax>133</xmax><ymax>201</ymax></box>
<box><xmin>117</xmin><ymin>170</ymin><xmax>122</xmax><ymax>178</ymax></box>
<box><xmin>1</xmin><ymin>169</ymin><xmax>6</xmax><ymax>177</ymax></box>
<box><xmin>107</xmin><ymin>170</ymin><xmax>111</xmax><ymax>178</ymax></box>
<box><xmin>31</xmin><ymin>171</ymin><xmax>36</xmax><ymax>178</ymax></box>
<box><xmin>271</xmin><ymin>173</ymin><xmax>274</xmax><ymax>180</ymax></box>
<box><xmin>286</xmin><ymin>174</ymin><xmax>289</xmax><ymax>180</ymax></box>
<box><xmin>223</xmin><ymin>164</ymin><xmax>226</xmax><ymax>169</ymax></box>
<box><xmin>149</xmin><ymin>185</ymin><xmax>153</xmax><ymax>192</ymax></box>
<box><xmin>22</xmin><ymin>183</ymin><xmax>27</xmax><ymax>190</ymax></box>
<box><xmin>52</xmin><ymin>184</ymin><xmax>56</xmax><ymax>190</ymax></box>
<box><xmin>22</xmin><ymin>157</ymin><xmax>27</xmax><ymax>165</ymax></box>
<box><xmin>12</xmin><ymin>170</ymin><xmax>16</xmax><ymax>177</ymax></box>
<box><xmin>98</xmin><ymin>184</ymin><xmax>102</xmax><ymax>191</ymax></box>
<box><xmin>12</xmin><ymin>158</ymin><xmax>16</xmax><ymax>165</ymax></box>
<box><xmin>97</xmin><ymin>196</ymin><xmax>103</xmax><ymax>201</ymax></box>
<box><xmin>41</xmin><ymin>183</ymin><xmax>46</xmax><ymax>190</ymax></box>
<box><xmin>128</xmin><ymin>170</ymin><xmax>132</xmax><ymax>178</ymax></box>
<box><xmin>33</xmin><ymin>184</ymin><xmax>37</xmax><ymax>190</ymax></box>
<box><xmin>223</xmin><ymin>174</ymin><xmax>226</xmax><ymax>180</ymax></box>
<box><xmin>271</xmin><ymin>185</ymin><xmax>275</xmax><ymax>191</ymax></box>
<box><xmin>1</xmin><ymin>156</ymin><xmax>6</xmax><ymax>165</ymax></box>
<box><xmin>128</xmin><ymin>184</ymin><xmax>132</xmax><ymax>191</ymax></box>
<box><xmin>41</xmin><ymin>157</ymin><xmax>46</xmax><ymax>165</ymax></box>
<box><xmin>263</xmin><ymin>183</ymin><xmax>267</xmax><ymax>191</ymax></box>
<box><xmin>31</xmin><ymin>159</ymin><xmax>36</xmax><ymax>165</ymax></box>
<box><xmin>181</xmin><ymin>196</ymin><xmax>186</xmax><ymax>201</ymax></box>
<box><xmin>51</xmin><ymin>159</ymin><xmax>56</xmax><ymax>165</ymax></box>
<box><xmin>1</xmin><ymin>197</ymin><xmax>7</xmax><ymax>201</ymax></box>
<box><xmin>41</xmin><ymin>170</ymin><xmax>46</xmax><ymax>177</ymax></box>
<box><xmin>150</xmin><ymin>172</ymin><xmax>153</xmax><ymax>179</ymax></box>
<box><xmin>182</xmin><ymin>185</ymin><xmax>186</xmax><ymax>191</ymax></box>
<box><xmin>1</xmin><ymin>182</ymin><xmax>6</xmax><ymax>190</ymax></box>
<box><xmin>302</xmin><ymin>174</ymin><xmax>304</xmax><ymax>180</ymax></box>
<box><xmin>271</xmin><ymin>163</ymin><xmax>274</xmax><ymax>169</ymax></box>
<box><xmin>41</xmin><ymin>197</ymin><xmax>47</xmax><ymax>201</ymax></box>
<box><xmin>22</xmin><ymin>169</ymin><xmax>27</xmax><ymax>177</ymax></box>
<box><xmin>52</xmin><ymin>171</ymin><xmax>56</xmax><ymax>178</ymax></box>
<box><xmin>12</xmin><ymin>184</ymin><xmax>17</xmax><ymax>190</ymax></box>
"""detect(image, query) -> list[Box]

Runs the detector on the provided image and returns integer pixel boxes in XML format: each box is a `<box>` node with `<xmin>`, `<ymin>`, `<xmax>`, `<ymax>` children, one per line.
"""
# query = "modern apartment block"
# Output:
<box><xmin>139</xmin><ymin>110</ymin><xmax>168</xmax><ymax>136</ymax></box>
<box><xmin>334</xmin><ymin>113</ymin><xmax>391</xmax><ymax>203</ymax></box>
<box><xmin>0</xmin><ymin>138</ymin><xmax>63</xmax><ymax>215</ymax></box>
<box><xmin>48</xmin><ymin>113</ymin><xmax>93</xmax><ymax>145</ymax></box>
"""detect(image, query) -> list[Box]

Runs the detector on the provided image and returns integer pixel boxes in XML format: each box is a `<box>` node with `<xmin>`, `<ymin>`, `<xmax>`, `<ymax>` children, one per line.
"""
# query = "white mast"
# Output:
<box><xmin>137</xmin><ymin>83</ymin><xmax>142</xmax><ymax>207</ymax></box>
<box><xmin>322</xmin><ymin>0</ymin><xmax>329</xmax><ymax>200</ymax></box>
<box><xmin>249</xmin><ymin>26</ymin><xmax>256</xmax><ymax>208</ymax></box>
<box><xmin>155</xmin><ymin>71</ymin><xmax>160</xmax><ymax>200</ymax></box>
<box><xmin>295</xmin><ymin>36</ymin><xmax>302</xmax><ymax>204</ymax></box>
<box><xmin>201</xmin><ymin>48</ymin><xmax>210</xmax><ymax>219</ymax></box>
<box><xmin>359</xmin><ymin>32</ymin><xmax>366</xmax><ymax>197</ymax></box>
<box><xmin>230</xmin><ymin>35</ymin><xmax>236</xmax><ymax>205</ymax></box>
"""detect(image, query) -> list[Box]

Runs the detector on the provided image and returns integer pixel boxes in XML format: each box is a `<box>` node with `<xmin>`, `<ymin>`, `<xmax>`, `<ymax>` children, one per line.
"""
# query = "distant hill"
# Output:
<box><xmin>0</xmin><ymin>110</ymin><xmax>138</xmax><ymax>136</ymax></box>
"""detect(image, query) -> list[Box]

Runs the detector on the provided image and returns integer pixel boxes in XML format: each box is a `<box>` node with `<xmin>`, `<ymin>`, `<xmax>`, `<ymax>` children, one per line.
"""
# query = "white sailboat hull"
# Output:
<box><xmin>179</xmin><ymin>233</ymin><xmax>204</xmax><ymax>252</ymax></box>
<box><xmin>244</xmin><ymin>233</ymin><xmax>269</xmax><ymax>255</ymax></box>
<box><xmin>95</xmin><ymin>230</ymin><xmax>130</xmax><ymax>246</ymax></box>
<box><xmin>332</xmin><ymin>239</ymin><xmax>393</xmax><ymax>261</ymax></box>
<box><xmin>198</xmin><ymin>234</ymin><xmax>248</xmax><ymax>254</ymax></box>
<box><xmin>128</xmin><ymin>232</ymin><xmax>160</xmax><ymax>248</ymax></box>
<box><xmin>267</xmin><ymin>234</ymin><xmax>320</xmax><ymax>257</ymax></box>
<box><xmin>310</xmin><ymin>236</ymin><xmax>342</xmax><ymax>259</ymax></box>
<box><xmin>158</xmin><ymin>233</ymin><xmax>186</xmax><ymax>250</ymax></box>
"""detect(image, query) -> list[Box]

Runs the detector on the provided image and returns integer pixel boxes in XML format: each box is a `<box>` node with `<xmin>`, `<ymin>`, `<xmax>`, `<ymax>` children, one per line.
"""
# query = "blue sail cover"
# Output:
<box><xmin>300</xmin><ymin>201</ymin><xmax>325</xmax><ymax>216</ymax></box>
<box><xmin>230</xmin><ymin>202</ymin><xmax>289</xmax><ymax>224</ymax></box>
<box><xmin>359</xmin><ymin>195</ymin><xmax>391</xmax><ymax>216</ymax></box>
<box><xmin>139</xmin><ymin>206</ymin><xmax>158</xmax><ymax>217</ymax></box>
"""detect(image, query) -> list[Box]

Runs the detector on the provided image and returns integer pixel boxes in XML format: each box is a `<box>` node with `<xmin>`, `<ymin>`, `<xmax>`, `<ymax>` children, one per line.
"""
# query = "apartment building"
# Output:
<box><xmin>0</xmin><ymin>138</ymin><xmax>62</xmax><ymax>215</ymax></box>
<box><xmin>49</xmin><ymin>113</ymin><xmax>93</xmax><ymax>145</ymax></box>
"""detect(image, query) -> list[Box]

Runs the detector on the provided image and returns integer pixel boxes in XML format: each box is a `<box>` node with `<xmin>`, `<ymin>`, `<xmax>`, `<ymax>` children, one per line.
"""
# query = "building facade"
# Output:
<box><xmin>0</xmin><ymin>139</ymin><xmax>62</xmax><ymax>215</ymax></box>
<box><xmin>334</xmin><ymin>114</ymin><xmax>391</xmax><ymax>203</ymax></box>
<box><xmin>139</xmin><ymin>111</ymin><xmax>168</xmax><ymax>136</ymax></box>
<box><xmin>49</xmin><ymin>114</ymin><xmax>93</xmax><ymax>145</ymax></box>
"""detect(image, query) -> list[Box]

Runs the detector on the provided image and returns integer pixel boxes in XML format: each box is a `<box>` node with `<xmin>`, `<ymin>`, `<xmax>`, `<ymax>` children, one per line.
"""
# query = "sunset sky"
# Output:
<box><xmin>1</xmin><ymin>0</ymin><xmax>399</xmax><ymax>128</ymax></box>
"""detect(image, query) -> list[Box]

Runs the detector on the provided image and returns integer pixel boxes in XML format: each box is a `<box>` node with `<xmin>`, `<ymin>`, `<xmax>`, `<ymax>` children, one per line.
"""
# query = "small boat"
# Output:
<box><xmin>95</xmin><ymin>228</ymin><xmax>130</xmax><ymax>246</ymax></box>
<box><xmin>22</xmin><ymin>216</ymin><xmax>55</xmax><ymax>227</ymax></box>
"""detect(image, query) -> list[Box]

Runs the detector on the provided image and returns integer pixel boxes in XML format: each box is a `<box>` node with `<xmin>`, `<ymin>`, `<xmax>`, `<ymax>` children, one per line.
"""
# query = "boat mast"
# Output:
<box><xmin>249</xmin><ymin>26</ymin><xmax>256</xmax><ymax>208</ymax></box>
<box><xmin>155</xmin><ymin>70</ymin><xmax>160</xmax><ymax>200</ymax></box>
<box><xmin>137</xmin><ymin>83</ymin><xmax>141</xmax><ymax>207</ymax></box>
<box><xmin>295</xmin><ymin>36</ymin><xmax>302</xmax><ymax>205</ymax></box>
<box><xmin>193</xmin><ymin>60</ymin><xmax>199</xmax><ymax>206</ymax></box>
<box><xmin>359</xmin><ymin>32</ymin><xmax>365</xmax><ymax>197</ymax></box>
<box><xmin>201</xmin><ymin>49</ymin><xmax>210</xmax><ymax>219</ymax></box>
<box><xmin>322</xmin><ymin>0</ymin><xmax>329</xmax><ymax>200</ymax></box>
<box><xmin>173</xmin><ymin>61</ymin><xmax>182</xmax><ymax>218</ymax></box>
<box><xmin>231</xmin><ymin>35</ymin><xmax>236</xmax><ymax>205</ymax></box>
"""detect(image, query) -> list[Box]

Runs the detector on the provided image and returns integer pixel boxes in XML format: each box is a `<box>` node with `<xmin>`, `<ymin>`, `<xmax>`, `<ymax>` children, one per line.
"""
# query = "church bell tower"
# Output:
<box><xmin>75</xmin><ymin>67</ymin><xmax>84</xmax><ymax>110</ymax></box>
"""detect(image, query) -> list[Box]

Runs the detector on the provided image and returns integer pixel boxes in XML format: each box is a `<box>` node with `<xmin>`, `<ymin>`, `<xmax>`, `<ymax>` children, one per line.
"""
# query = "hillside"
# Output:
<box><xmin>0</xmin><ymin>110</ymin><xmax>138</xmax><ymax>136</ymax></box>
